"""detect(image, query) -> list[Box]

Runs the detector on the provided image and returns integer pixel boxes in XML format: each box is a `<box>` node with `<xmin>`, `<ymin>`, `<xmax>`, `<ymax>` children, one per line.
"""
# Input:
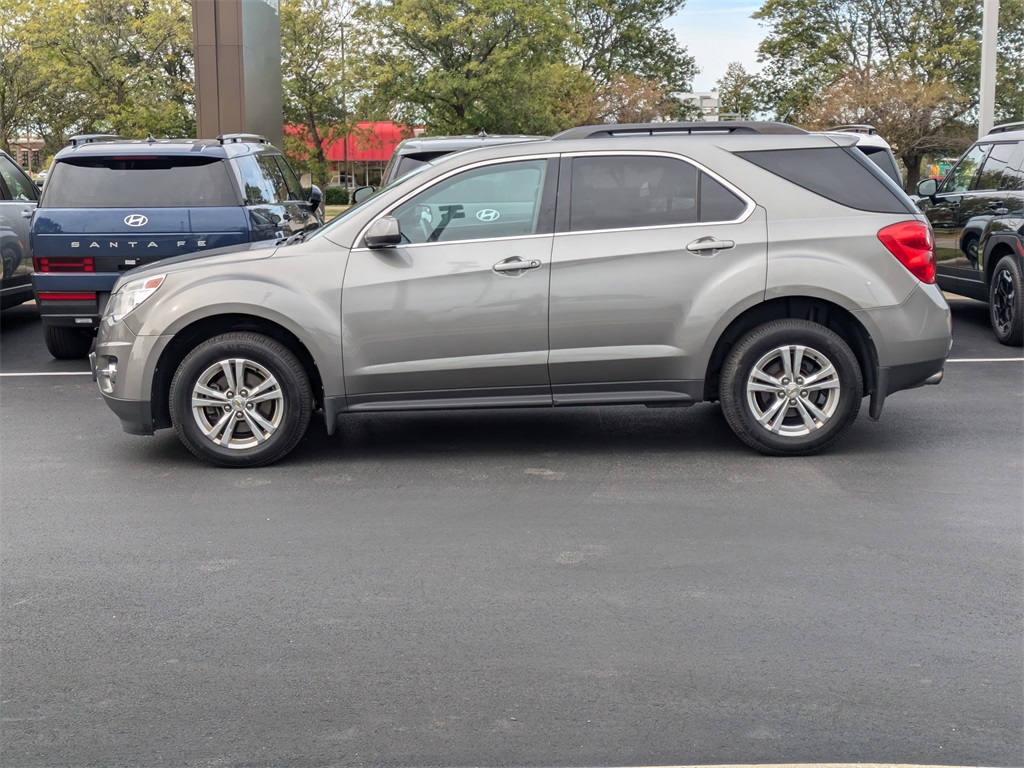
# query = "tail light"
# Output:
<box><xmin>877</xmin><ymin>221</ymin><xmax>936</xmax><ymax>284</ymax></box>
<box><xmin>36</xmin><ymin>292</ymin><xmax>97</xmax><ymax>301</ymax></box>
<box><xmin>33</xmin><ymin>256</ymin><xmax>95</xmax><ymax>273</ymax></box>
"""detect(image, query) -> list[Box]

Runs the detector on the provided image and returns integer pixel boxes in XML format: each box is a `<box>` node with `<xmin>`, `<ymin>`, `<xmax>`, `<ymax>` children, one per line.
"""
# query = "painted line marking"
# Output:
<box><xmin>0</xmin><ymin>372</ymin><xmax>92</xmax><ymax>377</ymax></box>
<box><xmin>947</xmin><ymin>357</ymin><xmax>1023</xmax><ymax>363</ymax></box>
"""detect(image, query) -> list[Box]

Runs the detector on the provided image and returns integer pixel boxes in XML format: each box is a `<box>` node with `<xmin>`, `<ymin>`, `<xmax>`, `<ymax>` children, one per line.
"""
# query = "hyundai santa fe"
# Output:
<box><xmin>89</xmin><ymin>121</ymin><xmax>952</xmax><ymax>467</ymax></box>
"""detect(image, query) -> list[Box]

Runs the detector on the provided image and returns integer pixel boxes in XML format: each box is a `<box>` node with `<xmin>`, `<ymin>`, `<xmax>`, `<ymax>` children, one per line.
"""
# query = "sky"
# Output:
<box><xmin>667</xmin><ymin>0</ymin><xmax>767</xmax><ymax>93</ymax></box>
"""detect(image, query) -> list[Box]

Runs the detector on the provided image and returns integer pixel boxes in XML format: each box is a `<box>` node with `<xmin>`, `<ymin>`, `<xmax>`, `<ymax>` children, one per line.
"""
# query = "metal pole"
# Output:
<box><xmin>979</xmin><ymin>0</ymin><xmax>999</xmax><ymax>138</ymax></box>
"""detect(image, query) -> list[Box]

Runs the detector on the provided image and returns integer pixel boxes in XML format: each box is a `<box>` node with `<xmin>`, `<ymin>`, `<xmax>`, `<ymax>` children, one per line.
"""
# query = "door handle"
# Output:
<box><xmin>21</xmin><ymin>209</ymin><xmax>33</xmax><ymax>219</ymax></box>
<box><xmin>493</xmin><ymin>257</ymin><xmax>542</xmax><ymax>274</ymax></box>
<box><xmin>686</xmin><ymin>237</ymin><xmax>735</xmax><ymax>253</ymax></box>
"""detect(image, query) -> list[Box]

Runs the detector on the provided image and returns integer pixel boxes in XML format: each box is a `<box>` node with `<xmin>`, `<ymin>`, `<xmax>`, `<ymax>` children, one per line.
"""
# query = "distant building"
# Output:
<box><xmin>11</xmin><ymin>134</ymin><xmax>44</xmax><ymax>173</ymax></box>
<box><xmin>287</xmin><ymin>121</ymin><xmax>423</xmax><ymax>189</ymax></box>
<box><xmin>673</xmin><ymin>92</ymin><xmax>742</xmax><ymax>122</ymax></box>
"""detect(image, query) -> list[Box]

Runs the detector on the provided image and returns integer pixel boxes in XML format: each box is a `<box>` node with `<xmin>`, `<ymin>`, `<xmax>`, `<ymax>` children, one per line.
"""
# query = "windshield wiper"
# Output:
<box><xmin>276</xmin><ymin>231</ymin><xmax>308</xmax><ymax>246</ymax></box>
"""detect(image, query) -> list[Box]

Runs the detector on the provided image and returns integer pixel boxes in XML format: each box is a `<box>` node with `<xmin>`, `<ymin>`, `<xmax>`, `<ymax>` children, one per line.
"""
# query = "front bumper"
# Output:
<box><xmin>90</xmin><ymin>317</ymin><xmax>171</xmax><ymax>436</ymax></box>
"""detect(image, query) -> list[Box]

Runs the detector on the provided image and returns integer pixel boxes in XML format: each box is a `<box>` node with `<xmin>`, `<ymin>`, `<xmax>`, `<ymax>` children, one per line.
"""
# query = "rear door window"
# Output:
<box><xmin>567</xmin><ymin>155</ymin><xmax>747</xmax><ymax>232</ymax></box>
<box><xmin>43</xmin><ymin>156</ymin><xmax>237</xmax><ymax>208</ymax></box>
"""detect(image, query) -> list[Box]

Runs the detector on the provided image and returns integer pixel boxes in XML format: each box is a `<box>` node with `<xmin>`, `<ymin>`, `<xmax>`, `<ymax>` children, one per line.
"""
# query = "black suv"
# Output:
<box><xmin>916</xmin><ymin>122</ymin><xmax>1024</xmax><ymax>344</ymax></box>
<box><xmin>0</xmin><ymin>149</ymin><xmax>39</xmax><ymax>310</ymax></box>
<box><xmin>31</xmin><ymin>133</ymin><xmax>323</xmax><ymax>358</ymax></box>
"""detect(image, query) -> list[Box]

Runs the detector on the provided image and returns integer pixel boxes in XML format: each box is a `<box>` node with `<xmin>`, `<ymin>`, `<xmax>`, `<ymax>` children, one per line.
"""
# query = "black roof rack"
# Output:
<box><xmin>69</xmin><ymin>134</ymin><xmax>130</xmax><ymax>146</ymax></box>
<box><xmin>988</xmin><ymin>121</ymin><xmax>1024</xmax><ymax>135</ymax></box>
<box><xmin>551</xmin><ymin>121</ymin><xmax>807</xmax><ymax>140</ymax></box>
<box><xmin>828</xmin><ymin>124</ymin><xmax>877</xmax><ymax>135</ymax></box>
<box><xmin>217</xmin><ymin>133</ymin><xmax>271</xmax><ymax>145</ymax></box>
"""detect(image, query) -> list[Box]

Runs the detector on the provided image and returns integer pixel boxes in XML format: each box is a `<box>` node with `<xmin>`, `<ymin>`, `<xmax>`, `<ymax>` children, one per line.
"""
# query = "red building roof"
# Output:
<box><xmin>286</xmin><ymin>121</ymin><xmax>420</xmax><ymax>163</ymax></box>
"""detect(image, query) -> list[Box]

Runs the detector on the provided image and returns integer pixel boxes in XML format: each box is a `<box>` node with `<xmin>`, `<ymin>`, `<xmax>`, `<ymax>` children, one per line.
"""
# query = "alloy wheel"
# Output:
<box><xmin>745</xmin><ymin>344</ymin><xmax>841</xmax><ymax>437</ymax></box>
<box><xmin>190</xmin><ymin>357</ymin><xmax>284</xmax><ymax>449</ymax></box>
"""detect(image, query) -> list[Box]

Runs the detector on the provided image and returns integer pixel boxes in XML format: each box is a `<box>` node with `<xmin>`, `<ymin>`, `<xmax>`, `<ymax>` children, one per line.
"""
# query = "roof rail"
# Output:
<box><xmin>217</xmin><ymin>133</ymin><xmax>271</xmax><ymax>145</ymax></box>
<box><xmin>551</xmin><ymin>121</ymin><xmax>807</xmax><ymax>140</ymax></box>
<box><xmin>829</xmin><ymin>124</ymin><xmax>877</xmax><ymax>135</ymax></box>
<box><xmin>69</xmin><ymin>134</ymin><xmax>130</xmax><ymax>146</ymax></box>
<box><xmin>988</xmin><ymin>121</ymin><xmax>1024</xmax><ymax>135</ymax></box>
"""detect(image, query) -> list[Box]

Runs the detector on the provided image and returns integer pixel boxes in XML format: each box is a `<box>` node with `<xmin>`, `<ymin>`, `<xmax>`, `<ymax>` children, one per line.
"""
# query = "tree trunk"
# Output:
<box><xmin>903</xmin><ymin>152</ymin><xmax>924</xmax><ymax>193</ymax></box>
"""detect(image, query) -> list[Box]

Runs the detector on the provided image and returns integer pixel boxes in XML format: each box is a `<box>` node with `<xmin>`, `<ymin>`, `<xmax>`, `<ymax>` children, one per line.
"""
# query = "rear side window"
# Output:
<box><xmin>976</xmin><ymin>142</ymin><xmax>1020</xmax><ymax>191</ymax></box>
<box><xmin>389</xmin><ymin>152</ymin><xmax>450</xmax><ymax>182</ymax></box>
<box><xmin>737</xmin><ymin>147</ymin><xmax>913</xmax><ymax>214</ymax></box>
<box><xmin>568</xmin><ymin>155</ymin><xmax>747</xmax><ymax>232</ymax></box>
<box><xmin>43</xmin><ymin>156</ymin><xmax>238</xmax><ymax>208</ymax></box>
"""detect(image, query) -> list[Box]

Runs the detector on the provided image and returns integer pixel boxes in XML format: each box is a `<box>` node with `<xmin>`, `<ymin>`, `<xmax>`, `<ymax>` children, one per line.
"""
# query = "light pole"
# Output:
<box><xmin>979</xmin><ymin>0</ymin><xmax>999</xmax><ymax>137</ymax></box>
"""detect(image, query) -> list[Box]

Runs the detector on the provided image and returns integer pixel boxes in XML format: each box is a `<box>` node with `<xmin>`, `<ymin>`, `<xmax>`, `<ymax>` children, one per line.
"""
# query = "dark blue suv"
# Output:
<box><xmin>31</xmin><ymin>133</ymin><xmax>323</xmax><ymax>358</ymax></box>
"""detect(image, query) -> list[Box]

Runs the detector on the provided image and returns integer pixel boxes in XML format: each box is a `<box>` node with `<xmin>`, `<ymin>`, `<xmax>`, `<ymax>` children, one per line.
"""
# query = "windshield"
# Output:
<box><xmin>304</xmin><ymin>162</ymin><xmax>435</xmax><ymax>243</ymax></box>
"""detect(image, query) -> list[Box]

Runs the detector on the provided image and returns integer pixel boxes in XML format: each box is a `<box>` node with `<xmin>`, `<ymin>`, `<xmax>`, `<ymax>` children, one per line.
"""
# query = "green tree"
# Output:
<box><xmin>0</xmin><ymin>0</ymin><xmax>47</xmax><ymax>153</ymax></box>
<box><xmin>29</xmin><ymin>0</ymin><xmax>194</xmax><ymax>142</ymax></box>
<box><xmin>282</xmin><ymin>0</ymin><xmax>357</xmax><ymax>189</ymax></box>
<box><xmin>754</xmin><ymin>0</ymin><xmax>1024</xmax><ymax>124</ymax></box>
<box><xmin>568</xmin><ymin>0</ymin><xmax>696</xmax><ymax>92</ymax></box>
<box><xmin>715</xmin><ymin>61</ymin><xmax>760</xmax><ymax>119</ymax></box>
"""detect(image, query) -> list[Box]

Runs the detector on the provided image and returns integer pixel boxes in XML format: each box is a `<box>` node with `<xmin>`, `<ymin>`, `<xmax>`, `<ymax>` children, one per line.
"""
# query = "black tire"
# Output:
<box><xmin>989</xmin><ymin>255</ymin><xmax>1024</xmax><ymax>346</ymax></box>
<box><xmin>43</xmin><ymin>324</ymin><xmax>94</xmax><ymax>359</ymax></box>
<box><xmin>719</xmin><ymin>319</ymin><xmax>863</xmax><ymax>456</ymax></box>
<box><xmin>169</xmin><ymin>332</ymin><xmax>313</xmax><ymax>467</ymax></box>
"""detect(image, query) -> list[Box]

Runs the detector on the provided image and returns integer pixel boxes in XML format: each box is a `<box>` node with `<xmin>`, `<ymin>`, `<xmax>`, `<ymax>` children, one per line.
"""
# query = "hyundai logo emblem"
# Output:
<box><xmin>476</xmin><ymin>209</ymin><xmax>500</xmax><ymax>222</ymax></box>
<box><xmin>124</xmin><ymin>214</ymin><xmax>149</xmax><ymax>227</ymax></box>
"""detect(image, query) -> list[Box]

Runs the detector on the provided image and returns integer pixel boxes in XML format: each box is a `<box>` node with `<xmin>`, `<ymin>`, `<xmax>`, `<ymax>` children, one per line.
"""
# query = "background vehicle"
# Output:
<box><xmin>0</xmin><ymin>149</ymin><xmax>39</xmax><ymax>310</ymax></box>
<box><xmin>380</xmin><ymin>132</ymin><xmax>546</xmax><ymax>185</ymax></box>
<box><xmin>31</xmin><ymin>133</ymin><xmax>323</xmax><ymax>359</ymax></box>
<box><xmin>91</xmin><ymin>121</ymin><xmax>950</xmax><ymax>467</ymax></box>
<box><xmin>916</xmin><ymin>121</ymin><xmax>1024</xmax><ymax>344</ymax></box>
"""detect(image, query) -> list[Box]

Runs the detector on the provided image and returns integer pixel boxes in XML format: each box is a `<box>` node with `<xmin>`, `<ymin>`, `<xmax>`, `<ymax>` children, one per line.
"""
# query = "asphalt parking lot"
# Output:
<box><xmin>1</xmin><ymin>297</ymin><xmax>1022</xmax><ymax>767</ymax></box>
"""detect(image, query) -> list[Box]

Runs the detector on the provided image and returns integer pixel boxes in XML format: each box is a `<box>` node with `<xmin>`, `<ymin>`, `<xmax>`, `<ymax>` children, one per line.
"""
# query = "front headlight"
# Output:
<box><xmin>106</xmin><ymin>274</ymin><xmax>166</xmax><ymax>322</ymax></box>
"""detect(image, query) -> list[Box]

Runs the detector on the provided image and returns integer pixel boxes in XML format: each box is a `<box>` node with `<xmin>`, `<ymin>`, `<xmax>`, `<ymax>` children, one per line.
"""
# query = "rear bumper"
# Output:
<box><xmin>33</xmin><ymin>272</ymin><xmax>118</xmax><ymax>327</ymax></box>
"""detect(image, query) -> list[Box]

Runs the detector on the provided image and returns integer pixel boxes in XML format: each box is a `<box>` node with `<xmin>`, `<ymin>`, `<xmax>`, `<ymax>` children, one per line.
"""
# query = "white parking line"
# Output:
<box><xmin>947</xmin><ymin>357</ymin><xmax>1024</xmax><ymax>363</ymax></box>
<box><xmin>0</xmin><ymin>372</ymin><xmax>92</xmax><ymax>377</ymax></box>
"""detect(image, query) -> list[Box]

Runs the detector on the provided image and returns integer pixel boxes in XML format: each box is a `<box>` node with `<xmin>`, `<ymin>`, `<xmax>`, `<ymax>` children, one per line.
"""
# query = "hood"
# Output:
<box><xmin>116</xmin><ymin>239</ymin><xmax>280</xmax><ymax>284</ymax></box>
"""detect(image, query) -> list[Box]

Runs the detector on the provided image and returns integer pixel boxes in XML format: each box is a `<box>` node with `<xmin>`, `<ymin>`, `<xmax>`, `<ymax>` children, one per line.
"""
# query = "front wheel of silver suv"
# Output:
<box><xmin>169</xmin><ymin>332</ymin><xmax>313</xmax><ymax>468</ymax></box>
<box><xmin>719</xmin><ymin>320</ymin><xmax>863</xmax><ymax>456</ymax></box>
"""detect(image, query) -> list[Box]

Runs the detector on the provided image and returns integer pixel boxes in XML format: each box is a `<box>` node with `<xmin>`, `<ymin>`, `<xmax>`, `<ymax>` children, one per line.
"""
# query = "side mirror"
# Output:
<box><xmin>917</xmin><ymin>178</ymin><xmax>938</xmax><ymax>199</ymax></box>
<box><xmin>365</xmin><ymin>215</ymin><xmax>402</xmax><ymax>248</ymax></box>
<box><xmin>353</xmin><ymin>185</ymin><xmax>375</xmax><ymax>204</ymax></box>
<box><xmin>307</xmin><ymin>184</ymin><xmax>322</xmax><ymax>210</ymax></box>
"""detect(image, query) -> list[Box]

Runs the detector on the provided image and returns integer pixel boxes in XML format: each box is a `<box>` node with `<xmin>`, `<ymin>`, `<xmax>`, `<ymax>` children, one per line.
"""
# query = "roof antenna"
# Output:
<box><xmin>146</xmin><ymin>133</ymin><xmax>156</xmax><ymax>143</ymax></box>
<box><xmin>476</xmin><ymin>128</ymin><xmax>488</xmax><ymax>137</ymax></box>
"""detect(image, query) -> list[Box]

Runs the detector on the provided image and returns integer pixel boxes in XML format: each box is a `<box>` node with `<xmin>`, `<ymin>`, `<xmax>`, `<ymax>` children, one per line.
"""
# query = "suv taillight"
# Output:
<box><xmin>877</xmin><ymin>221</ymin><xmax>936</xmax><ymax>284</ymax></box>
<box><xmin>33</xmin><ymin>257</ymin><xmax>95</xmax><ymax>273</ymax></box>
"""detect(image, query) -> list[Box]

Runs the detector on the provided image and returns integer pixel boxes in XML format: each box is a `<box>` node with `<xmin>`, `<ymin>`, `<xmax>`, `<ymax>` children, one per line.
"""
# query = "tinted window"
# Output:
<box><xmin>257</xmin><ymin>155</ymin><xmax>290</xmax><ymax>203</ymax></box>
<box><xmin>570</xmin><ymin>156</ymin><xmax>698</xmax><ymax>232</ymax></box>
<box><xmin>1000</xmin><ymin>143</ymin><xmax>1024</xmax><ymax>191</ymax></box>
<box><xmin>857</xmin><ymin>145</ymin><xmax>903</xmax><ymax>186</ymax></box>
<box><xmin>939</xmin><ymin>143</ymin><xmax>989</xmax><ymax>193</ymax></box>
<box><xmin>235</xmin><ymin>155</ymin><xmax>277</xmax><ymax>204</ymax></box>
<box><xmin>44</xmin><ymin>156</ymin><xmax>237</xmax><ymax>208</ymax></box>
<box><xmin>0</xmin><ymin>155</ymin><xmax>39</xmax><ymax>201</ymax></box>
<box><xmin>273</xmin><ymin>155</ymin><xmax>305</xmax><ymax>200</ymax></box>
<box><xmin>389</xmin><ymin>152</ymin><xmax>449</xmax><ymax>182</ymax></box>
<box><xmin>392</xmin><ymin>159</ymin><xmax>547</xmax><ymax>244</ymax></box>
<box><xmin>973</xmin><ymin>142</ymin><xmax>1021</xmax><ymax>191</ymax></box>
<box><xmin>699</xmin><ymin>173</ymin><xmax>746</xmax><ymax>221</ymax></box>
<box><xmin>737</xmin><ymin>147</ymin><xmax>912</xmax><ymax>214</ymax></box>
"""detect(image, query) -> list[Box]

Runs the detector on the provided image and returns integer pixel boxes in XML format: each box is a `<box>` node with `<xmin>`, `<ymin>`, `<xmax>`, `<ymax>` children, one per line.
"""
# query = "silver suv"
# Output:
<box><xmin>90</xmin><ymin>122</ymin><xmax>952</xmax><ymax>467</ymax></box>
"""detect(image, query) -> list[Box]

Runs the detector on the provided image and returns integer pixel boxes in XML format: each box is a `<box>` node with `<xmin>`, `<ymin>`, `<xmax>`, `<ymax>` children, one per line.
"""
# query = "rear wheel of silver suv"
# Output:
<box><xmin>169</xmin><ymin>332</ymin><xmax>313</xmax><ymax>468</ymax></box>
<box><xmin>720</xmin><ymin>320</ymin><xmax>863</xmax><ymax>456</ymax></box>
